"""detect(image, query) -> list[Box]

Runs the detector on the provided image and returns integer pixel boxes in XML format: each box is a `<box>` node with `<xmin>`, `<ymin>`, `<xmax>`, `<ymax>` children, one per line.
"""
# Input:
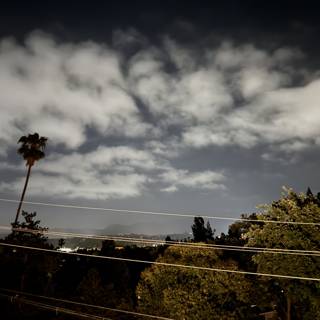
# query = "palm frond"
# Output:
<box><xmin>18</xmin><ymin>136</ymin><xmax>27</xmax><ymax>144</ymax></box>
<box><xmin>17</xmin><ymin>133</ymin><xmax>48</xmax><ymax>164</ymax></box>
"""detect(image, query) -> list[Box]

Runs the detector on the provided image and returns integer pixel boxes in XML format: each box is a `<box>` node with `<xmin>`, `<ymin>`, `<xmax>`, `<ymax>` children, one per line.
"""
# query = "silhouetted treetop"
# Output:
<box><xmin>18</xmin><ymin>133</ymin><xmax>48</xmax><ymax>166</ymax></box>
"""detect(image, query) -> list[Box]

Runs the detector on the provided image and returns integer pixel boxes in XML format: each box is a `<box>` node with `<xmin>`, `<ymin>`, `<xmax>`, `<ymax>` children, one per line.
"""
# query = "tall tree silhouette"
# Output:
<box><xmin>192</xmin><ymin>216</ymin><xmax>214</xmax><ymax>243</ymax></box>
<box><xmin>14</xmin><ymin>133</ymin><xmax>47</xmax><ymax>225</ymax></box>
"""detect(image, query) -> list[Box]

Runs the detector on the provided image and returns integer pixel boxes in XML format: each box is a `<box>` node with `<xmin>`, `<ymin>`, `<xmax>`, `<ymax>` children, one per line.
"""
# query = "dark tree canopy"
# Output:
<box><xmin>6</xmin><ymin>211</ymin><xmax>51</xmax><ymax>248</ymax></box>
<box><xmin>18</xmin><ymin>132</ymin><xmax>48</xmax><ymax>166</ymax></box>
<box><xmin>192</xmin><ymin>217</ymin><xmax>214</xmax><ymax>243</ymax></box>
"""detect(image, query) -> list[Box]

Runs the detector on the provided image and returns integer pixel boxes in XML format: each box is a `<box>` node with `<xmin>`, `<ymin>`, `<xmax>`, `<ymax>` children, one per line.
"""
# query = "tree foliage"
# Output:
<box><xmin>1</xmin><ymin>211</ymin><xmax>57</xmax><ymax>300</ymax></box>
<box><xmin>191</xmin><ymin>217</ymin><xmax>214</xmax><ymax>243</ymax></box>
<box><xmin>6</xmin><ymin>211</ymin><xmax>51</xmax><ymax>248</ymax></box>
<box><xmin>137</xmin><ymin>245</ymin><xmax>254</xmax><ymax>319</ymax></box>
<box><xmin>17</xmin><ymin>133</ymin><xmax>47</xmax><ymax>167</ymax></box>
<box><xmin>244</xmin><ymin>188</ymin><xmax>320</xmax><ymax>319</ymax></box>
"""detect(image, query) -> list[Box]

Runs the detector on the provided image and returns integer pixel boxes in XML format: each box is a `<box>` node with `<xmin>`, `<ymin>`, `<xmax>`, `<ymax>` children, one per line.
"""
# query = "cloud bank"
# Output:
<box><xmin>0</xmin><ymin>30</ymin><xmax>319</xmax><ymax>199</ymax></box>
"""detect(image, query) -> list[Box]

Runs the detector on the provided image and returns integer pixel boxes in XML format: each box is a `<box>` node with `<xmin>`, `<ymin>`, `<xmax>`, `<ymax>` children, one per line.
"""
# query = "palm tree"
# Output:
<box><xmin>14</xmin><ymin>133</ymin><xmax>48</xmax><ymax>226</ymax></box>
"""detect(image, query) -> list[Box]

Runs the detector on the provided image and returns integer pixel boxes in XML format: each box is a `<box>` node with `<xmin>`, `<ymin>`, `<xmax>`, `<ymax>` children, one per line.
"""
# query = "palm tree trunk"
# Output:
<box><xmin>14</xmin><ymin>164</ymin><xmax>32</xmax><ymax>225</ymax></box>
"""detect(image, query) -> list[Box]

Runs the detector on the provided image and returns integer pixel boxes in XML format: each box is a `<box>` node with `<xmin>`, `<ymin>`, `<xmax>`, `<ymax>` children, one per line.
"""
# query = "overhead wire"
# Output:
<box><xmin>0</xmin><ymin>242</ymin><xmax>319</xmax><ymax>282</ymax></box>
<box><xmin>2</xmin><ymin>225</ymin><xmax>320</xmax><ymax>257</ymax></box>
<box><xmin>1</xmin><ymin>198</ymin><xmax>320</xmax><ymax>226</ymax></box>
<box><xmin>0</xmin><ymin>288</ymin><xmax>175</xmax><ymax>320</ymax></box>
<box><xmin>0</xmin><ymin>291</ymin><xmax>113</xmax><ymax>320</ymax></box>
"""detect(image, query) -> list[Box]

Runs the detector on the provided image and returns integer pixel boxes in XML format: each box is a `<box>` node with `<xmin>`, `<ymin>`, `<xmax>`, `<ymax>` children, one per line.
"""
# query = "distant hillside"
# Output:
<box><xmin>2</xmin><ymin>223</ymin><xmax>191</xmax><ymax>249</ymax></box>
<box><xmin>99</xmin><ymin>222</ymin><xmax>189</xmax><ymax>236</ymax></box>
<box><xmin>47</xmin><ymin>223</ymin><xmax>191</xmax><ymax>249</ymax></box>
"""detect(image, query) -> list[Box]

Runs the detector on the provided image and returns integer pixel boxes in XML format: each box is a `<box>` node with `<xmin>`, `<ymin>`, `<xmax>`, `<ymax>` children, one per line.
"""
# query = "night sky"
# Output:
<box><xmin>1</xmin><ymin>0</ymin><xmax>320</xmax><ymax>234</ymax></box>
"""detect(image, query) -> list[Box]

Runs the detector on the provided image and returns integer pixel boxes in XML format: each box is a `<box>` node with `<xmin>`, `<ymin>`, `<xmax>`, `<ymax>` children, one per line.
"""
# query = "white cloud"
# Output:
<box><xmin>128</xmin><ymin>48</ymin><xmax>233</xmax><ymax>124</ymax></box>
<box><xmin>213</xmin><ymin>42</ymin><xmax>302</xmax><ymax>71</ymax></box>
<box><xmin>0</xmin><ymin>32</ymin><xmax>153</xmax><ymax>154</ymax></box>
<box><xmin>144</xmin><ymin>140</ymin><xmax>180</xmax><ymax>158</ymax></box>
<box><xmin>161</xmin><ymin>185</ymin><xmax>178</xmax><ymax>193</ymax></box>
<box><xmin>160</xmin><ymin>169</ymin><xmax>226</xmax><ymax>192</ymax></box>
<box><xmin>183</xmin><ymin>126</ymin><xmax>232</xmax><ymax>148</ymax></box>
<box><xmin>126</xmin><ymin>38</ymin><xmax>320</xmax><ymax>155</ymax></box>
<box><xmin>39</xmin><ymin>146</ymin><xmax>162</xmax><ymax>176</ymax></box>
<box><xmin>182</xmin><ymin>122</ymin><xmax>259</xmax><ymax>149</ymax></box>
<box><xmin>0</xmin><ymin>146</ymin><xmax>156</xmax><ymax>199</ymax></box>
<box><xmin>0</xmin><ymin>172</ymin><xmax>148</xmax><ymax>200</ymax></box>
<box><xmin>0</xmin><ymin>145</ymin><xmax>225</xmax><ymax>199</ymax></box>
<box><xmin>165</xmin><ymin>42</ymin><xmax>318</xmax><ymax>152</ymax></box>
<box><xmin>239</xmin><ymin>68</ymin><xmax>289</xmax><ymax>99</ymax></box>
<box><xmin>234</xmin><ymin>79</ymin><xmax>320</xmax><ymax>148</ymax></box>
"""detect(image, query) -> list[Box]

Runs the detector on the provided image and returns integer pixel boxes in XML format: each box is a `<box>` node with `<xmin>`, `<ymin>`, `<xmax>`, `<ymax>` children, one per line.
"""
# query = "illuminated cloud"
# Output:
<box><xmin>0</xmin><ymin>30</ymin><xmax>319</xmax><ymax>201</ymax></box>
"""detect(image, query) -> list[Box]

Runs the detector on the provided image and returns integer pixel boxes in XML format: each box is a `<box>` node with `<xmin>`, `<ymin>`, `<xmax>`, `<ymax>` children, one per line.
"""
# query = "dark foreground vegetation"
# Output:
<box><xmin>0</xmin><ymin>188</ymin><xmax>319</xmax><ymax>319</ymax></box>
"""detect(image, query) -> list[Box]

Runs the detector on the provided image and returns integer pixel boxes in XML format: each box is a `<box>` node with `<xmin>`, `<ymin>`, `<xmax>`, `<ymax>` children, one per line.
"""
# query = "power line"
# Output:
<box><xmin>0</xmin><ymin>292</ymin><xmax>113</xmax><ymax>320</ymax></box>
<box><xmin>0</xmin><ymin>288</ymin><xmax>174</xmax><ymax>320</ymax></box>
<box><xmin>0</xmin><ymin>242</ymin><xmax>319</xmax><ymax>282</ymax></box>
<box><xmin>3</xmin><ymin>225</ymin><xmax>320</xmax><ymax>257</ymax></box>
<box><xmin>1</xmin><ymin>197</ymin><xmax>320</xmax><ymax>226</ymax></box>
